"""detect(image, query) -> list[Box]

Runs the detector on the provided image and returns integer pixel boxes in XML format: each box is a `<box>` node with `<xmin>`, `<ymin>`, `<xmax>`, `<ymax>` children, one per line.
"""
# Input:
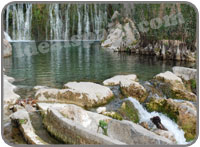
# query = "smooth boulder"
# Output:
<box><xmin>154</xmin><ymin>71</ymin><xmax>197</xmax><ymax>101</ymax></box>
<box><xmin>103</xmin><ymin>74</ymin><xmax>137</xmax><ymax>86</ymax></box>
<box><xmin>120</xmin><ymin>80</ymin><xmax>148</xmax><ymax>102</ymax></box>
<box><xmin>172</xmin><ymin>66</ymin><xmax>197</xmax><ymax>81</ymax></box>
<box><xmin>107</xmin><ymin>119</ymin><xmax>172</xmax><ymax>144</ymax></box>
<box><xmin>35</xmin><ymin>82</ymin><xmax>114</xmax><ymax>108</ymax></box>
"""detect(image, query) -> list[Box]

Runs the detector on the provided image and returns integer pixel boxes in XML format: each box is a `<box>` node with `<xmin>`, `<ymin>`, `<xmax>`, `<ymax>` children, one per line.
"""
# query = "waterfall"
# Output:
<box><xmin>77</xmin><ymin>5</ymin><xmax>82</xmax><ymax>40</ymax></box>
<box><xmin>126</xmin><ymin>97</ymin><xmax>187</xmax><ymax>144</ymax></box>
<box><xmin>5</xmin><ymin>3</ymin><xmax>109</xmax><ymax>41</ymax></box>
<box><xmin>24</xmin><ymin>4</ymin><xmax>32</xmax><ymax>40</ymax></box>
<box><xmin>84</xmin><ymin>4</ymin><xmax>90</xmax><ymax>40</ymax></box>
<box><xmin>6</xmin><ymin>5</ymin><xmax>10</xmax><ymax>33</ymax></box>
<box><xmin>64</xmin><ymin>4</ymin><xmax>70</xmax><ymax>40</ymax></box>
<box><xmin>5</xmin><ymin>4</ymin><xmax>32</xmax><ymax>41</ymax></box>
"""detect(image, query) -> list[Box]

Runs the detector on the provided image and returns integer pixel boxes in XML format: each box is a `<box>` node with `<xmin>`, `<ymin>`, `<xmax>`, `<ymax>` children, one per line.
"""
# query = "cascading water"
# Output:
<box><xmin>5</xmin><ymin>4</ymin><xmax>32</xmax><ymax>41</ymax></box>
<box><xmin>77</xmin><ymin>5</ymin><xmax>82</xmax><ymax>40</ymax></box>
<box><xmin>125</xmin><ymin>97</ymin><xmax>187</xmax><ymax>144</ymax></box>
<box><xmin>4</xmin><ymin>3</ymin><xmax>108</xmax><ymax>41</ymax></box>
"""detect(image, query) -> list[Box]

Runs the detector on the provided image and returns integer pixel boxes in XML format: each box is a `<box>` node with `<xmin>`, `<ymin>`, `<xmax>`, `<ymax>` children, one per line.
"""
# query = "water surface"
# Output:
<box><xmin>3</xmin><ymin>41</ymin><xmax>195</xmax><ymax>88</ymax></box>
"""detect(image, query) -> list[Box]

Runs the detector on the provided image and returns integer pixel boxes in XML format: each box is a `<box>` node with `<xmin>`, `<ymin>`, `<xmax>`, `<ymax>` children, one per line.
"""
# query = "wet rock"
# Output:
<box><xmin>153</xmin><ymin>129</ymin><xmax>176</xmax><ymax>143</ymax></box>
<box><xmin>3</xmin><ymin>38</ymin><xmax>12</xmax><ymax>57</ymax></box>
<box><xmin>120</xmin><ymin>80</ymin><xmax>148</xmax><ymax>102</ymax></box>
<box><xmin>35</xmin><ymin>82</ymin><xmax>114</xmax><ymax>108</ymax></box>
<box><xmin>140</xmin><ymin>122</ymin><xmax>149</xmax><ymax>130</ymax></box>
<box><xmin>33</xmin><ymin>85</ymin><xmax>49</xmax><ymax>90</ymax></box>
<box><xmin>117</xmin><ymin>100</ymin><xmax>139</xmax><ymax>123</ymax></box>
<box><xmin>150</xmin><ymin>116</ymin><xmax>167</xmax><ymax>131</ymax></box>
<box><xmin>107</xmin><ymin>119</ymin><xmax>172</xmax><ymax>144</ymax></box>
<box><xmin>146</xmin><ymin>98</ymin><xmax>197</xmax><ymax>141</ymax></box>
<box><xmin>10</xmin><ymin>107</ymin><xmax>48</xmax><ymax>144</ymax></box>
<box><xmin>103</xmin><ymin>74</ymin><xmax>137</xmax><ymax>86</ymax></box>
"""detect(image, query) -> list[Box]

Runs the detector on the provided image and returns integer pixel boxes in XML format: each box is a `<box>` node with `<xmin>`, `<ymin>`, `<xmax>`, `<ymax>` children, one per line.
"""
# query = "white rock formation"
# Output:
<box><xmin>172</xmin><ymin>66</ymin><xmax>197</xmax><ymax>81</ymax></box>
<box><xmin>36</xmin><ymin>82</ymin><xmax>114</xmax><ymax>107</ymax></box>
<box><xmin>103</xmin><ymin>74</ymin><xmax>137</xmax><ymax>86</ymax></box>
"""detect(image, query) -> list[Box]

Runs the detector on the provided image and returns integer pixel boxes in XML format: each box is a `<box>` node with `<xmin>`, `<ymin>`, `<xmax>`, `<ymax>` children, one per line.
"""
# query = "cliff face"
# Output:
<box><xmin>101</xmin><ymin>11</ymin><xmax>140</xmax><ymax>52</ymax></box>
<box><xmin>101</xmin><ymin>10</ymin><xmax>196</xmax><ymax>62</ymax></box>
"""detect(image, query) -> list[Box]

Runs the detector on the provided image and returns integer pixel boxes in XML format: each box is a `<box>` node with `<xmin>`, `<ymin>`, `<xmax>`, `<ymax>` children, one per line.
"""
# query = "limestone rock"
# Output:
<box><xmin>172</xmin><ymin>66</ymin><xmax>197</xmax><ymax>81</ymax></box>
<box><xmin>96</xmin><ymin>107</ymin><xmax>107</xmax><ymax>114</ymax></box>
<box><xmin>103</xmin><ymin>74</ymin><xmax>137</xmax><ymax>86</ymax></box>
<box><xmin>154</xmin><ymin>71</ymin><xmax>197</xmax><ymax>101</ymax></box>
<box><xmin>4</xmin><ymin>75</ymin><xmax>20</xmax><ymax>111</ymax></box>
<box><xmin>39</xmin><ymin>103</ymin><xmax>125</xmax><ymax>144</ymax></box>
<box><xmin>120</xmin><ymin>80</ymin><xmax>147</xmax><ymax>102</ymax></box>
<box><xmin>101</xmin><ymin>12</ymin><xmax>140</xmax><ymax>52</ymax></box>
<box><xmin>10</xmin><ymin>107</ymin><xmax>47</xmax><ymax>144</ymax></box>
<box><xmin>35</xmin><ymin>82</ymin><xmax>114</xmax><ymax>108</ymax></box>
<box><xmin>154</xmin><ymin>71</ymin><xmax>185</xmax><ymax>90</ymax></box>
<box><xmin>154</xmin><ymin>129</ymin><xmax>176</xmax><ymax>143</ymax></box>
<box><xmin>107</xmin><ymin>119</ymin><xmax>172</xmax><ymax>144</ymax></box>
<box><xmin>3</xmin><ymin>38</ymin><xmax>12</xmax><ymax>57</ymax></box>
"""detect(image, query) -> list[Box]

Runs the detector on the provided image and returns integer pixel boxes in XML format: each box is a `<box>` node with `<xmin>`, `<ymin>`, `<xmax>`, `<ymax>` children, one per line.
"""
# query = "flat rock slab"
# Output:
<box><xmin>10</xmin><ymin>107</ymin><xmax>48</xmax><ymax>144</ymax></box>
<box><xmin>41</xmin><ymin>104</ymin><xmax>125</xmax><ymax>144</ymax></box>
<box><xmin>107</xmin><ymin>119</ymin><xmax>172</xmax><ymax>145</ymax></box>
<box><xmin>37</xmin><ymin>103</ymin><xmax>111</xmax><ymax>132</ymax></box>
<box><xmin>36</xmin><ymin>82</ymin><xmax>114</xmax><ymax>108</ymax></box>
<box><xmin>172</xmin><ymin>66</ymin><xmax>197</xmax><ymax>81</ymax></box>
<box><xmin>103</xmin><ymin>74</ymin><xmax>137</xmax><ymax>86</ymax></box>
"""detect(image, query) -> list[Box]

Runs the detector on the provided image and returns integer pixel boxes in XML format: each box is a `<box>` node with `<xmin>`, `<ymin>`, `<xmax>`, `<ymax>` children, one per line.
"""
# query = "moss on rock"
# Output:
<box><xmin>117</xmin><ymin>100</ymin><xmax>139</xmax><ymax>123</ymax></box>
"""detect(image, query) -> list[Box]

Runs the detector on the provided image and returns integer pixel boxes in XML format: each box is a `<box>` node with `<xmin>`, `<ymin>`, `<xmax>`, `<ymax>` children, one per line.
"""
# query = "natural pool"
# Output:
<box><xmin>3</xmin><ymin>41</ymin><xmax>195</xmax><ymax>88</ymax></box>
<box><xmin>3</xmin><ymin>41</ymin><xmax>196</xmax><ymax>144</ymax></box>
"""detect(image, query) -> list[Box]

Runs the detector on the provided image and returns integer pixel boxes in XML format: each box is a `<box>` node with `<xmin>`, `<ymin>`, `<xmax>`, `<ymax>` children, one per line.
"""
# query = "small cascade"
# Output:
<box><xmin>126</xmin><ymin>97</ymin><xmax>187</xmax><ymax>144</ymax></box>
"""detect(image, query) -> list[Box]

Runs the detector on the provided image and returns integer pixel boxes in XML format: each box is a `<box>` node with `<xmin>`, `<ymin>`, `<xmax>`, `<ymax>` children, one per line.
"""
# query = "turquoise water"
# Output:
<box><xmin>3</xmin><ymin>41</ymin><xmax>195</xmax><ymax>88</ymax></box>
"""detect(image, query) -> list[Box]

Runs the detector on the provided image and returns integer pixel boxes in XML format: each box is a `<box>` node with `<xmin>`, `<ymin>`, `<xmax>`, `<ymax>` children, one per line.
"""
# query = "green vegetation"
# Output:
<box><xmin>146</xmin><ymin>98</ymin><xmax>179</xmax><ymax>122</ymax></box>
<box><xmin>19</xmin><ymin>119</ymin><xmax>27</xmax><ymax>125</ymax></box>
<box><xmin>103</xmin><ymin>112</ymin><xmax>123</xmax><ymax>120</ymax></box>
<box><xmin>98</xmin><ymin>120</ymin><xmax>108</xmax><ymax>136</ymax></box>
<box><xmin>118</xmin><ymin>101</ymin><xmax>139</xmax><ymax>123</ymax></box>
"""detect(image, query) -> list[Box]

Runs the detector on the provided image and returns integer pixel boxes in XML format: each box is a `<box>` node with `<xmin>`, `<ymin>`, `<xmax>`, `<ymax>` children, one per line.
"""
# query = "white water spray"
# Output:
<box><xmin>126</xmin><ymin>97</ymin><xmax>187</xmax><ymax>144</ymax></box>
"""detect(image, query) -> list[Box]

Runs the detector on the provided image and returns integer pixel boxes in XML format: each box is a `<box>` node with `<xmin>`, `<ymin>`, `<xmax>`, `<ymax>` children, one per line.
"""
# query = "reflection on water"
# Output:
<box><xmin>3</xmin><ymin>41</ymin><xmax>196</xmax><ymax>88</ymax></box>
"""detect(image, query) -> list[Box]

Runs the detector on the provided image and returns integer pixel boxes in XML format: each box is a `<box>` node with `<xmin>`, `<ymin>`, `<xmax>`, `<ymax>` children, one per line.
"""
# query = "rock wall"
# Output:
<box><xmin>101</xmin><ymin>12</ymin><xmax>196</xmax><ymax>62</ymax></box>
